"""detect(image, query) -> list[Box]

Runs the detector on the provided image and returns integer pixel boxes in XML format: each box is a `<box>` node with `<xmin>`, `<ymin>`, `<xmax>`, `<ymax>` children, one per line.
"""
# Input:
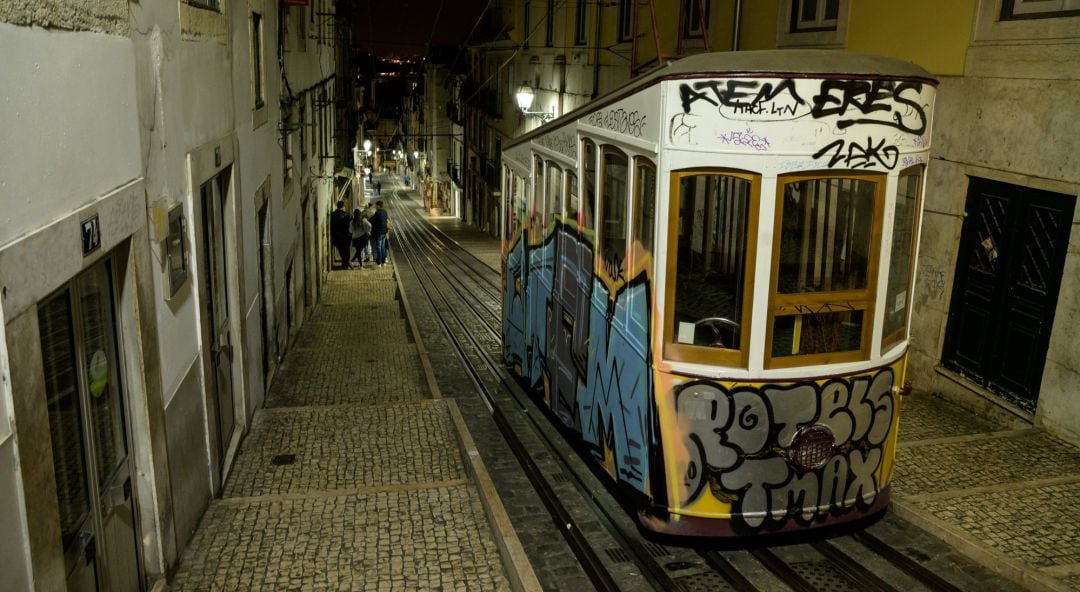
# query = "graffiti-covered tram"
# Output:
<box><xmin>500</xmin><ymin>51</ymin><xmax>936</xmax><ymax>536</ymax></box>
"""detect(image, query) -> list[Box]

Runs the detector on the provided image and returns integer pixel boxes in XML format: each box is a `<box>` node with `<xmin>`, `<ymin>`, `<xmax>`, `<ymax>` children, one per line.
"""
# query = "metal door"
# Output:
<box><xmin>39</xmin><ymin>260</ymin><xmax>141</xmax><ymax>591</ymax></box>
<box><xmin>943</xmin><ymin>178</ymin><xmax>1075</xmax><ymax>411</ymax></box>
<box><xmin>201</xmin><ymin>174</ymin><xmax>235</xmax><ymax>468</ymax></box>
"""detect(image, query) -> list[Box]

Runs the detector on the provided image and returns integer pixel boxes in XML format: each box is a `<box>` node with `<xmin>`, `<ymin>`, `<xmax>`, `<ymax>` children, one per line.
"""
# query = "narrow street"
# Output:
<box><xmin>169</xmin><ymin>263</ymin><xmax>526</xmax><ymax>590</ymax></box>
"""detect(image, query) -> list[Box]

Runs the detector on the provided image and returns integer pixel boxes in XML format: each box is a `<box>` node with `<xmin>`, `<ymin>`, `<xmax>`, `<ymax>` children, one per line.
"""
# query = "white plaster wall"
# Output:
<box><xmin>231</xmin><ymin>3</ymin><xmax>281</xmax><ymax>418</ymax></box>
<box><xmin>129</xmin><ymin>1</ymin><xmax>236</xmax><ymax>408</ymax></box>
<box><xmin>911</xmin><ymin>46</ymin><xmax>1080</xmax><ymax>440</ymax></box>
<box><xmin>0</xmin><ymin>23</ymin><xmax>141</xmax><ymax>248</ymax></box>
<box><xmin>0</xmin><ymin>307</ymin><xmax>32</xmax><ymax>592</ymax></box>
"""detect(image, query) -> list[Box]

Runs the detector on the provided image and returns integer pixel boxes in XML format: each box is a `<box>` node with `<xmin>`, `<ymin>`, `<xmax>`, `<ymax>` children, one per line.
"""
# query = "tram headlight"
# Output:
<box><xmin>789</xmin><ymin>424</ymin><xmax>836</xmax><ymax>472</ymax></box>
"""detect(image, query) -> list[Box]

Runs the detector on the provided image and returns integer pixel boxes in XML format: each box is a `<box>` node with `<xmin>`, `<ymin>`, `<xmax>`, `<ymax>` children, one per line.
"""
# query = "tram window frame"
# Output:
<box><xmin>766</xmin><ymin>171</ymin><xmax>886</xmax><ymax>369</ymax></box>
<box><xmin>582</xmin><ymin>140</ymin><xmax>597</xmax><ymax>236</ymax></box>
<box><xmin>599</xmin><ymin>146</ymin><xmax>630</xmax><ymax>277</ymax></box>
<box><xmin>531</xmin><ymin>156</ymin><xmax>545</xmax><ymax>242</ymax></box>
<box><xmin>566</xmin><ymin>171</ymin><xmax>579</xmax><ymax>228</ymax></box>
<box><xmin>547</xmin><ymin>161</ymin><xmax>563</xmax><ymax>225</ymax></box>
<box><xmin>664</xmin><ymin>170</ymin><xmax>760</xmax><ymax>367</ymax></box>
<box><xmin>882</xmin><ymin>165</ymin><xmax>924</xmax><ymax>350</ymax></box>
<box><xmin>633</xmin><ymin>157</ymin><xmax>657</xmax><ymax>263</ymax></box>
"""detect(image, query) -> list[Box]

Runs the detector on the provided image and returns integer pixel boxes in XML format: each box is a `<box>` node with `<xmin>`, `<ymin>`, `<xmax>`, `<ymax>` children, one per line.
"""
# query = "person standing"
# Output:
<box><xmin>330</xmin><ymin>200</ymin><xmax>352</xmax><ymax>269</ymax></box>
<box><xmin>369</xmin><ymin>200</ymin><xmax>389</xmax><ymax>267</ymax></box>
<box><xmin>349</xmin><ymin>207</ymin><xmax>371</xmax><ymax>268</ymax></box>
<box><xmin>362</xmin><ymin>203</ymin><xmax>375</xmax><ymax>261</ymax></box>
<box><xmin>375</xmin><ymin>180</ymin><xmax>382</xmax><ymax>195</ymax></box>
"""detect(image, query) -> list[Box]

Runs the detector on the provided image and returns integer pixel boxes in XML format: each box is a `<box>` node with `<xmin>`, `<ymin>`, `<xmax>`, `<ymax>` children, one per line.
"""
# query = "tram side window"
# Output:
<box><xmin>508</xmin><ymin>174</ymin><xmax>524</xmax><ymax>239</ymax></box>
<box><xmin>883</xmin><ymin>167</ymin><xmax>922</xmax><ymax>348</ymax></box>
<box><xmin>770</xmin><ymin>175</ymin><xmax>883</xmax><ymax>364</ymax></box>
<box><xmin>547</xmin><ymin>162</ymin><xmax>562</xmax><ymax>225</ymax></box>
<box><xmin>582</xmin><ymin>140</ymin><xmax>597</xmax><ymax>234</ymax></box>
<box><xmin>634</xmin><ymin>159</ymin><xmax>657</xmax><ymax>254</ymax></box>
<box><xmin>670</xmin><ymin>173</ymin><xmax>754</xmax><ymax>356</ymax></box>
<box><xmin>531</xmin><ymin>156</ymin><xmax>545</xmax><ymax>241</ymax></box>
<box><xmin>600</xmin><ymin>148</ymin><xmax>629</xmax><ymax>274</ymax></box>
<box><xmin>566</xmin><ymin>172</ymin><xmax>579</xmax><ymax>227</ymax></box>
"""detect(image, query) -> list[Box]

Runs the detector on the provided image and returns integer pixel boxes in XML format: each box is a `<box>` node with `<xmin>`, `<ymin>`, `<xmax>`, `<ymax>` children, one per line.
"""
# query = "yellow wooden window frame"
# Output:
<box><xmin>663</xmin><ymin>169</ymin><xmax>760</xmax><ymax>368</ymax></box>
<box><xmin>881</xmin><ymin>165</ymin><xmax>924</xmax><ymax>350</ymax></box>
<box><xmin>765</xmin><ymin>171</ymin><xmax>886</xmax><ymax>369</ymax></box>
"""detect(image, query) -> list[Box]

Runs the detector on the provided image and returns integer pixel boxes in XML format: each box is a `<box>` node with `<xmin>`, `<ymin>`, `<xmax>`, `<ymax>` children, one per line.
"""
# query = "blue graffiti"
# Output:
<box><xmin>505</xmin><ymin>222</ymin><xmax>653</xmax><ymax>494</ymax></box>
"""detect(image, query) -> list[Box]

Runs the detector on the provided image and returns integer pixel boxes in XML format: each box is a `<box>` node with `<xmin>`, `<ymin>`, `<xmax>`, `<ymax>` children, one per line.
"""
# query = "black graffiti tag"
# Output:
<box><xmin>679</xmin><ymin>78</ymin><xmax>805</xmax><ymax>115</ymax></box>
<box><xmin>813</xmin><ymin>137</ymin><xmax>900</xmax><ymax>170</ymax></box>
<box><xmin>586</xmin><ymin>108</ymin><xmax>648</xmax><ymax>138</ymax></box>
<box><xmin>811</xmin><ymin>79</ymin><xmax>927</xmax><ymax>135</ymax></box>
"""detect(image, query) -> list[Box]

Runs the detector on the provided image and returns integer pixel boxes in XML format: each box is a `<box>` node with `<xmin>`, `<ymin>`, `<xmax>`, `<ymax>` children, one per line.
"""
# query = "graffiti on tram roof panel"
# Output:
<box><xmin>666</xmin><ymin>77</ymin><xmax>935</xmax><ymax>168</ymax></box>
<box><xmin>580</xmin><ymin>86</ymin><xmax>662</xmax><ymax>145</ymax></box>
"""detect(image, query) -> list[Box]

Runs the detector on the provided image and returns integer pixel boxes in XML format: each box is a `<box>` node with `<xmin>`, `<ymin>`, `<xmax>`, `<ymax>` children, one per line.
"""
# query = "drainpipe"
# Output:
<box><xmin>591</xmin><ymin>0</ymin><xmax>602</xmax><ymax>98</ymax></box>
<box><xmin>732</xmin><ymin>0</ymin><xmax>743</xmax><ymax>51</ymax></box>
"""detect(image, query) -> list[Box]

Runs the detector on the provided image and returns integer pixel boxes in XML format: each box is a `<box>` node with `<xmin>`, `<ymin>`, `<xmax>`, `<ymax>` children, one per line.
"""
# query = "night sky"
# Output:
<box><xmin>354</xmin><ymin>0</ymin><xmax>491</xmax><ymax>56</ymax></box>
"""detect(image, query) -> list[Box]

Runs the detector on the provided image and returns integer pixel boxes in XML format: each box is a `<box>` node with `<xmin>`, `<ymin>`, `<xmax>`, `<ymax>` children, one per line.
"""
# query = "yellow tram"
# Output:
<box><xmin>500</xmin><ymin>50</ymin><xmax>936</xmax><ymax>536</ymax></box>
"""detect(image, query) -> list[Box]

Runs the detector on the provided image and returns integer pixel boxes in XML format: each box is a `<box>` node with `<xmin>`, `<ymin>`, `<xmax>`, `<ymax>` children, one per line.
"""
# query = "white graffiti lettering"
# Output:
<box><xmin>675</xmin><ymin>369</ymin><xmax>895</xmax><ymax>531</ymax></box>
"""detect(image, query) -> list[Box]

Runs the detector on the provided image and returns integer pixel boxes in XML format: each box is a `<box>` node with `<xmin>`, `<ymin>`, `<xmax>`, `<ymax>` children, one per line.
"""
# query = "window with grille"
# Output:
<box><xmin>618</xmin><ymin>0</ymin><xmax>634</xmax><ymax>42</ymax></box>
<box><xmin>684</xmin><ymin>0</ymin><xmax>711</xmax><ymax>38</ymax></box>
<box><xmin>1001</xmin><ymin>0</ymin><xmax>1080</xmax><ymax>19</ymax></box>
<box><xmin>790</xmin><ymin>0</ymin><xmax>840</xmax><ymax>32</ymax></box>
<box><xmin>575</xmin><ymin>0</ymin><xmax>588</xmax><ymax>45</ymax></box>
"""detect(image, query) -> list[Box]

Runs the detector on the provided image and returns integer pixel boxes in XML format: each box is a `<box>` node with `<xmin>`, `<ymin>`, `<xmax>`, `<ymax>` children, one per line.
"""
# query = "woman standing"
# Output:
<box><xmin>349</xmin><ymin>208</ymin><xmax>371</xmax><ymax>268</ymax></box>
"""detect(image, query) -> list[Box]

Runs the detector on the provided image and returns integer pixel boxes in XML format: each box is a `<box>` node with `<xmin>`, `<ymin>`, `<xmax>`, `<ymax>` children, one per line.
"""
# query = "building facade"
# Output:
<box><xmin>0</xmin><ymin>1</ymin><xmax>351</xmax><ymax>589</ymax></box>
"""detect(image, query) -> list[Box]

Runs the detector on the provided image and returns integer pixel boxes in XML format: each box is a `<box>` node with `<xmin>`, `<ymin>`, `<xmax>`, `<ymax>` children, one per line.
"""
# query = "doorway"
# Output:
<box><xmin>942</xmin><ymin>177</ymin><xmax>1075</xmax><ymax>412</ymax></box>
<box><xmin>199</xmin><ymin>172</ymin><xmax>236</xmax><ymax>471</ymax></box>
<box><xmin>39</xmin><ymin>259</ymin><xmax>141</xmax><ymax>592</ymax></box>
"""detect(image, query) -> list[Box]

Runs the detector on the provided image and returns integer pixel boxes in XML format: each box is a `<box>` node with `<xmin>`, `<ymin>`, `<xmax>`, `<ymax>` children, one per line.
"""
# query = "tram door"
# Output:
<box><xmin>200</xmin><ymin>173</ymin><xmax>235</xmax><ymax>470</ymax></box>
<box><xmin>40</xmin><ymin>260</ymin><xmax>141</xmax><ymax>591</ymax></box>
<box><xmin>943</xmin><ymin>178</ymin><xmax>1075</xmax><ymax>411</ymax></box>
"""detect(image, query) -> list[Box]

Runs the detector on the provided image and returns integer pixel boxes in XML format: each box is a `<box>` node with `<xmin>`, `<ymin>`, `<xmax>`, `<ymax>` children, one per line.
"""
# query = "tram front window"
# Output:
<box><xmin>671</xmin><ymin>173</ymin><xmax>753</xmax><ymax>353</ymax></box>
<box><xmin>769</xmin><ymin>175</ymin><xmax>884</xmax><ymax>364</ymax></box>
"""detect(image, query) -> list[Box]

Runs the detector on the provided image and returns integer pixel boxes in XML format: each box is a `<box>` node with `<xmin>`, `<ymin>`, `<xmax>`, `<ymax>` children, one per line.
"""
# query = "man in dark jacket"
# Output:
<box><xmin>369</xmin><ymin>200</ymin><xmax>389</xmax><ymax>267</ymax></box>
<box><xmin>330</xmin><ymin>200</ymin><xmax>352</xmax><ymax>269</ymax></box>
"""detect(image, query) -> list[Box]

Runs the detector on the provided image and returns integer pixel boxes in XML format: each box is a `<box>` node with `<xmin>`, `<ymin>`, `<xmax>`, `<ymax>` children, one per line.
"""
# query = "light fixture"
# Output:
<box><xmin>515</xmin><ymin>83</ymin><xmax>554</xmax><ymax>123</ymax></box>
<box><xmin>363</xmin><ymin>139</ymin><xmax>371</xmax><ymax>151</ymax></box>
<box><xmin>413</xmin><ymin>151</ymin><xmax>419</xmax><ymax>159</ymax></box>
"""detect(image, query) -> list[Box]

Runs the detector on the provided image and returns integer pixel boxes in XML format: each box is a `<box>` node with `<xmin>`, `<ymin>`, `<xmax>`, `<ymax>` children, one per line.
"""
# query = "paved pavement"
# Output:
<box><xmin>168</xmin><ymin>263</ymin><xmax>539</xmax><ymax>591</ymax></box>
<box><xmin>409</xmin><ymin>191</ymin><xmax>1080</xmax><ymax>592</ymax></box>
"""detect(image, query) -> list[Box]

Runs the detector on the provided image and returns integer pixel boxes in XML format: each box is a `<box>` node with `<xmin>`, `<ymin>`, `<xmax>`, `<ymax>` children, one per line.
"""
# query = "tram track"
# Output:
<box><xmin>383</xmin><ymin>186</ymin><xmax>989</xmax><ymax>592</ymax></box>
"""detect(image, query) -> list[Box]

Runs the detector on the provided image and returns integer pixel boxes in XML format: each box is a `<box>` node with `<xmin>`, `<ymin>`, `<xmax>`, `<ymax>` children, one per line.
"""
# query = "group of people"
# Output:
<box><xmin>331</xmin><ymin>199</ymin><xmax>390</xmax><ymax>269</ymax></box>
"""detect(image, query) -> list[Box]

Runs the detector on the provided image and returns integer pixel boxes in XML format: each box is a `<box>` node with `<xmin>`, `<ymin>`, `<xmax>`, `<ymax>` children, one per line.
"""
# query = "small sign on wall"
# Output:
<box><xmin>82</xmin><ymin>215</ymin><xmax>101</xmax><ymax>256</ymax></box>
<box><xmin>166</xmin><ymin>205</ymin><xmax>189</xmax><ymax>296</ymax></box>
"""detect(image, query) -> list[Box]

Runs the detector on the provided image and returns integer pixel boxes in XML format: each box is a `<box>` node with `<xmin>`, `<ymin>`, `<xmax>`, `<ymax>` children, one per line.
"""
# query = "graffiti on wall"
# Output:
<box><xmin>673</xmin><ymin>368</ymin><xmax>896</xmax><ymax>531</ymax></box>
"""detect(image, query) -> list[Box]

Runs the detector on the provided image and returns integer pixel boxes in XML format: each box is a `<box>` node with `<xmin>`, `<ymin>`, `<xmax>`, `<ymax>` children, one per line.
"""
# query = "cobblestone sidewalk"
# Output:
<box><xmin>169</xmin><ymin>265</ymin><xmax>513</xmax><ymax>591</ymax></box>
<box><xmin>895</xmin><ymin>392</ymin><xmax>1080</xmax><ymax>592</ymax></box>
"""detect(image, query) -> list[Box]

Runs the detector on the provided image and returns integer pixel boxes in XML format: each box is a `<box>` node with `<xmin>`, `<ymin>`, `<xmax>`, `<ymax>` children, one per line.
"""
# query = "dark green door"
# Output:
<box><xmin>943</xmin><ymin>178</ymin><xmax>1075</xmax><ymax>412</ymax></box>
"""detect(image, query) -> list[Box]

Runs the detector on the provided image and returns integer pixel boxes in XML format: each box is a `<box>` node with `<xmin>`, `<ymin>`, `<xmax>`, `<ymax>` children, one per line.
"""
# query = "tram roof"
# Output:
<box><xmin>507</xmin><ymin>49</ymin><xmax>937</xmax><ymax>147</ymax></box>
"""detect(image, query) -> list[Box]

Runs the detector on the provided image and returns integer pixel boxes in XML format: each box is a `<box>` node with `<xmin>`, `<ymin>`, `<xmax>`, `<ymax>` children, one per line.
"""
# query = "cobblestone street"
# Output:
<box><xmin>169</xmin><ymin>265</ymin><xmax>517</xmax><ymax>591</ymax></box>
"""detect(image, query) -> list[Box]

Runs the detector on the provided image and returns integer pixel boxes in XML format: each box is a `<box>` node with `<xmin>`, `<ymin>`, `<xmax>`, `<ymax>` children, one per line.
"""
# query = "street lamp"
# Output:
<box><xmin>515</xmin><ymin>83</ymin><xmax>554</xmax><ymax>123</ymax></box>
<box><xmin>363</xmin><ymin>139</ymin><xmax>371</xmax><ymax>151</ymax></box>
